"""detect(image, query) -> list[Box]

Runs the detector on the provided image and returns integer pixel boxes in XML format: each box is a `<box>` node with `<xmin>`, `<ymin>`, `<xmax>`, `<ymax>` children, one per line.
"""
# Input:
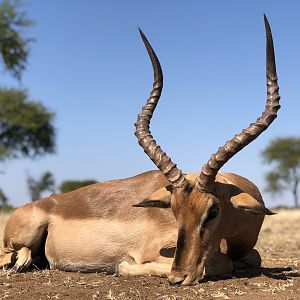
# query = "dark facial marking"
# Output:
<box><xmin>174</xmin><ymin>228</ymin><xmax>186</xmax><ymax>265</ymax></box>
<box><xmin>183</xmin><ymin>182</ymin><xmax>193</xmax><ymax>199</ymax></box>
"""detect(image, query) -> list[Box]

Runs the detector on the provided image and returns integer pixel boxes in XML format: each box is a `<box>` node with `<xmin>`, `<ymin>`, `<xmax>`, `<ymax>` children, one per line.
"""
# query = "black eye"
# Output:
<box><xmin>203</xmin><ymin>205</ymin><xmax>219</xmax><ymax>226</ymax></box>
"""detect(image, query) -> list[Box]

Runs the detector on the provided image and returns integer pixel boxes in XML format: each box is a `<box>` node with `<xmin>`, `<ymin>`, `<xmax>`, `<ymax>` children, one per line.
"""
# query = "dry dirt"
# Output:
<box><xmin>0</xmin><ymin>209</ymin><xmax>299</xmax><ymax>299</ymax></box>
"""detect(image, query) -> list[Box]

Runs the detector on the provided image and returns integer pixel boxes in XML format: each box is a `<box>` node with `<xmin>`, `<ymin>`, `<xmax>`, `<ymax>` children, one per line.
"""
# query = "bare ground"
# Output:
<box><xmin>0</xmin><ymin>209</ymin><xmax>299</xmax><ymax>299</ymax></box>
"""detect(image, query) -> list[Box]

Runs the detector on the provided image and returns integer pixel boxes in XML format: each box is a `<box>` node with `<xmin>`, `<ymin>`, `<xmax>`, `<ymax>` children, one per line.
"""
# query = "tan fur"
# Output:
<box><xmin>1</xmin><ymin>171</ymin><xmax>177</xmax><ymax>274</ymax></box>
<box><xmin>141</xmin><ymin>172</ymin><xmax>268</xmax><ymax>285</ymax></box>
<box><xmin>0</xmin><ymin>170</ymin><xmax>268</xmax><ymax>285</ymax></box>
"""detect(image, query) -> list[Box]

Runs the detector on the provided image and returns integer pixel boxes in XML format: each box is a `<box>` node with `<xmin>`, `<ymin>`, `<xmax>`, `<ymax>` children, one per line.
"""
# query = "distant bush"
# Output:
<box><xmin>0</xmin><ymin>204</ymin><xmax>14</xmax><ymax>213</ymax></box>
<box><xmin>59</xmin><ymin>180</ymin><xmax>97</xmax><ymax>193</ymax></box>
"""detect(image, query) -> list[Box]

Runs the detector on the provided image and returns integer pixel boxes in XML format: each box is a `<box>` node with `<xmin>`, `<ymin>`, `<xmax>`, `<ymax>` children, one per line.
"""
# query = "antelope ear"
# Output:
<box><xmin>230</xmin><ymin>192</ymin><xmax>275</xmax><ymax>215</ymax></box>
<box><xmin>133</xmin><ymin>185</ymin><xmax>172</xmax><ymax>208</ymax></box>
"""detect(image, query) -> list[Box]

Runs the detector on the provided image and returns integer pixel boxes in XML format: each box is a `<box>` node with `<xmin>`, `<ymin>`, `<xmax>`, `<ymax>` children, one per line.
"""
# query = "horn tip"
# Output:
<box><xmin>138</xmin><ymin>28</ymin><xmax>144</xmax><ymax>36</ymax></box>
<box><xmin>138</xmin><ymin>28</ymin><xmax>148</xmax><ymax>44</ymax></box>
<box><xmin>263</xmin><ymin>14</ymin><xmax>271</xmax><ymax>33</ymax></box>
<box><xmin>138</xmin><ymin>28</ymin><xmax>151</xmax><ymax>50</ymax></box>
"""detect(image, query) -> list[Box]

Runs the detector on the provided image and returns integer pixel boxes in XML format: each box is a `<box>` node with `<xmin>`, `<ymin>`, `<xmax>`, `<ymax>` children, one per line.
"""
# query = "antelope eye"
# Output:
<box><xmin>203</xmin><ymin>205</ymin><xmax>219</xmax><ymax>226</ymax></box>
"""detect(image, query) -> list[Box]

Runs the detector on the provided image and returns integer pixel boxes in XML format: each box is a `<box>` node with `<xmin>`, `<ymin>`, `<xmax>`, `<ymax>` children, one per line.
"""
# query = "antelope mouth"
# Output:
<box><xmin>168</xmin><ymin>273</ymin><xmax>204</xmax><ymax>286</ymax></box>
<box><xmin>168</xmin><ymin>274</ymin><xmax>186</xmax><ymax>286</ymax></box>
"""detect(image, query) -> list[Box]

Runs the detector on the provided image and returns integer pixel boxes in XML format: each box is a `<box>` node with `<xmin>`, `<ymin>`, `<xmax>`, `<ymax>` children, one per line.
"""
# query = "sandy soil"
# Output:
<box><xmin>0</xmin><ymin>209</ymin><xmax>299</xmax><ymax>299</ymax></box>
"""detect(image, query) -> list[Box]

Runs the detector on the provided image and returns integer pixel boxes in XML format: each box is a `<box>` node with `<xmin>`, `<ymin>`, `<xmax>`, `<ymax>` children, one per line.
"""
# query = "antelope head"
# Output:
<box><xmin>135</xmin><ymin>15</ymin><xmax>280</xmax><ymax>285</ymax></box>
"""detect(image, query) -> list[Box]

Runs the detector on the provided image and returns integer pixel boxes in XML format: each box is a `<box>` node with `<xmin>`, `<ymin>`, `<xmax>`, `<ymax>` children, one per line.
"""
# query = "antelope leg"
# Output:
<box><xmin>118</xmin><ymin>260</ymin><xmax>172</xmax><ymax>277</ymax></box>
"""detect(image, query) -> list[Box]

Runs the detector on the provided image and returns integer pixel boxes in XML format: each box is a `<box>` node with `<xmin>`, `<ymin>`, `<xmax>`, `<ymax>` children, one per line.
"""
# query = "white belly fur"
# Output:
<box><xmin>45</xmin><ymin>215</ymin><xmax>177</xmax><ymax>273</ymax></box>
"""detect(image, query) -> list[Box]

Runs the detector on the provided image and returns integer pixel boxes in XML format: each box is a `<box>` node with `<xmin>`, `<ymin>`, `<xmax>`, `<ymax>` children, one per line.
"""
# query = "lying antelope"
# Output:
<box><xmin>0</xmin><ymin>16</ymin><xmax>280</xmax><ymax>286</ymax></box>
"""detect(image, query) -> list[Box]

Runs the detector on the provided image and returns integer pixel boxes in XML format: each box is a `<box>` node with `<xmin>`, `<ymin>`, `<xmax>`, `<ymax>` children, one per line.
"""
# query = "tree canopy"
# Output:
<box><xmin>262</xmin><ymin>137</ymin><xmax>300</xmax><ymax>207</ymax></box>
<box><xmin>0</xmin><ymin>1</ymin><xmax>55</xmax><ymax>162</ymax></box>
<box><xmin>0</xmin><ymin>1</ymin><xmax>56</xmax><ymax>206</ymax></box>
<box><xmin>59</xmin><ymin>180</ymin><xmax>97</xmax><ymax>193</ymax></box>
<box><xmin>0</xmin><ymin>0</ymin><xmax>33</xmax><ymax>80</ymax></box>
<box><xmin>0</xmin><ymin>88</ymin><xmax>55</xmax><ymax>161</ymax></box>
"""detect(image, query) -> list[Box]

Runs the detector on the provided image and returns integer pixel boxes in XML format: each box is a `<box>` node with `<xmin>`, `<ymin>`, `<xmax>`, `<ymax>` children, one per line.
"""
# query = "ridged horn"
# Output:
<box><xmin>135</xmin><ymin>29</ymin><xmax>187</xmax><ymax>188</ymax></box>
<box><xmin>197</xmin><ymin>15</ymin><xmax>281</xmax><ymax>192</ymax></box>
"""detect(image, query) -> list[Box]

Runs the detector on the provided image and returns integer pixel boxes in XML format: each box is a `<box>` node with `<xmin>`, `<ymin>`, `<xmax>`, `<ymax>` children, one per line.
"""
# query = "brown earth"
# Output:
<box><xmin>0</xmin><ymin>209</ymin><xmax>299</xmax><ymax>299</ymax></box>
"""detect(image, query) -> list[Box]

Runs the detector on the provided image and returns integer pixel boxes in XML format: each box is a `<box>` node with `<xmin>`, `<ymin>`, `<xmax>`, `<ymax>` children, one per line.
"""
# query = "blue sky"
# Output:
<box><xmin>1</xmin><ymin>1</ymin><xmax>299</xmax><ymax>207</ymax></box>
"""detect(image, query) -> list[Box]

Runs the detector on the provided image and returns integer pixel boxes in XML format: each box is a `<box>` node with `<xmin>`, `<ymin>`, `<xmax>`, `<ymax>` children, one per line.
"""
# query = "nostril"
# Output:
<box><xmin>168</xmin><ymin>274</ymin><xmax>187</xmax><ymax>286</ymax></box>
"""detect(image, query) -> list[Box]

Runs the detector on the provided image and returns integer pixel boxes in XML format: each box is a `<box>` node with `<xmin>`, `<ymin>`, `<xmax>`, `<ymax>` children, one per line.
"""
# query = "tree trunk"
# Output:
<box><xmin>292</xmin><ymin>179</ymin><xmax>299</xmax><ymax>208</ymax></box>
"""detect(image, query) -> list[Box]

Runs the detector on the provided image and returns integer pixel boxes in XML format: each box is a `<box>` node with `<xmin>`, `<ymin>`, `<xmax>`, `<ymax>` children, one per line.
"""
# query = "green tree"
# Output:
<box><xmin>0</xmin><ymin>88</ymin><xmax>55</xmax><ymax>161</ymax></box>
<box><xmin>262</xmin><ymin>137</ymin><xmax>300</xmax><ymax>208</ymax></box>
<box><xmin>0</xmin><ymin>0</ymin><xmax>33</xmax><ymax>80</ymax></box>
<box><xmin>27</xmin><ymin>171</ymin><xmax>55</xmax><ymax>201</ymax></box>
<box><xmin>0</xmin><ymin>1</ymin><xmax>55</xmax><ymax>206</ymax></box>
<box><xmin>59</xmin><ymin>180</ymin><xmax>97</xmax><ymax>193</ymax></box>
<box><xmin>0</xmin><ymin>1</ymin><xmax>55</xmax><ymax>162</ymax></box>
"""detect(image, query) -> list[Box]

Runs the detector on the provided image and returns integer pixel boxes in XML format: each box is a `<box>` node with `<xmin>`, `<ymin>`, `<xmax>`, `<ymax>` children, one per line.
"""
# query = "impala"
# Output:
<box><xmin>0</xmin><ymin>16</ymin><xmax>280</xmax><ymax>286</ymax></box>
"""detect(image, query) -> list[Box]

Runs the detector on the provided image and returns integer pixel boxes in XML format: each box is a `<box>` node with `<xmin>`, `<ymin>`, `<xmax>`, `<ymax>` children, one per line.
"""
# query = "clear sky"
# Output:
<box><xmin>1</xmin><ymin>1</ymin><xmax>299</xmax><ymax>207</ymax></box>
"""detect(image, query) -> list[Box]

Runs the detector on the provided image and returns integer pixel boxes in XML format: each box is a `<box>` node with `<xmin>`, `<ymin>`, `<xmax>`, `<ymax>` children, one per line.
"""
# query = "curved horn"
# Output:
<box><xmin>197</xmin><ymin>15</ymin><xmax>281</xmax><ymax>192</ymax></box>
<box><xmin>135</xmin><ymin>29</ymin><xmax>187</xmax><ymax>188</ymax></box>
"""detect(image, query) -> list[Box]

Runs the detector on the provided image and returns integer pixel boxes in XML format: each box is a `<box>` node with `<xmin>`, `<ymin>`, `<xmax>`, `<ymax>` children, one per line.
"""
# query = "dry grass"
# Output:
<box><xmin>0</xmin><ymin>212</ymin><xmax>10</xmax><ymax>247</ymax></box>
<box><xmin>256</xmin><ymin>209</ymin><xmax>300</xmax><ymax>268</ymax></box>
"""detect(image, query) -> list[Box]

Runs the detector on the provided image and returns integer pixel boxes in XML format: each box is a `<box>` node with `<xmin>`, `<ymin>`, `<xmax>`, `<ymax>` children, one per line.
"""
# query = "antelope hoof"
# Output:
<box><xmin>10</xmin><ymin>247</ymin><xmax>32</xmax><ymax>273</ymax></box>
<box><xmin>11</xmin><ymin>263</ymin><xmax>21</xmax><ymax>273</ymax></box>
